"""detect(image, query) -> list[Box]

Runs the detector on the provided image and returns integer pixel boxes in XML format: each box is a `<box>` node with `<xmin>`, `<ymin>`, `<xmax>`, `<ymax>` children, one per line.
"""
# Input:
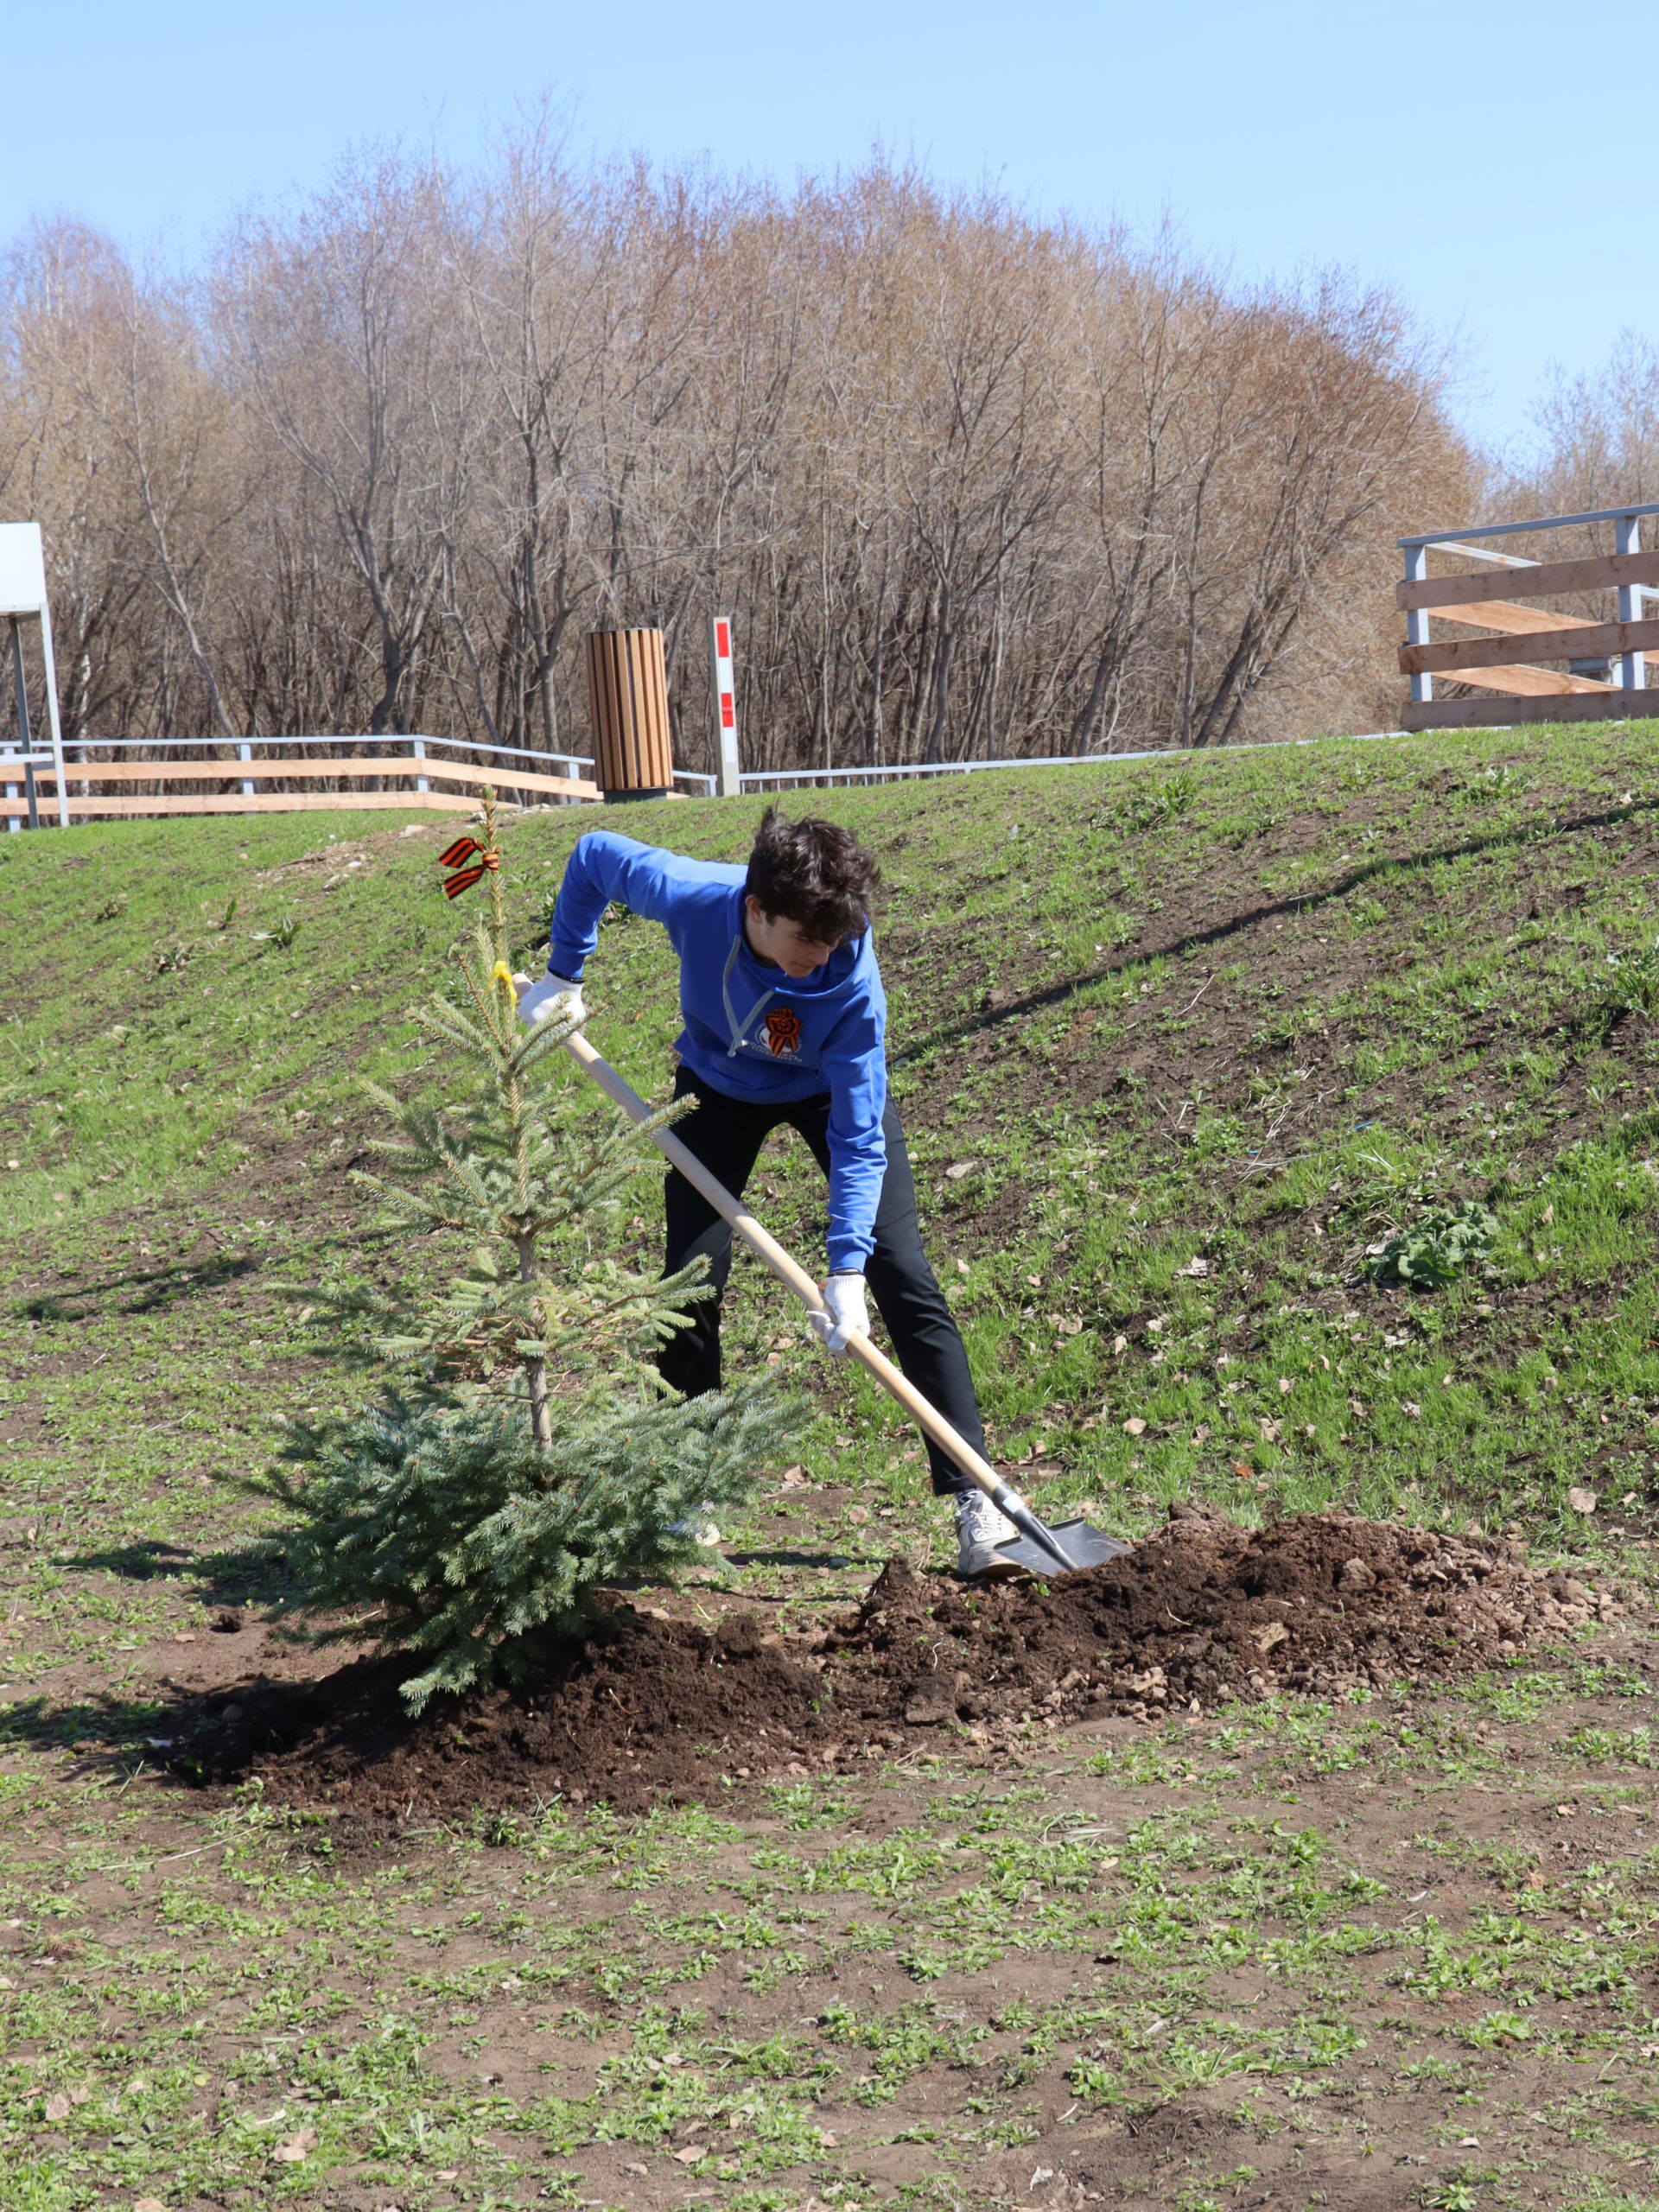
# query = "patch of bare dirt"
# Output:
<box><xmin>984</xmin><ymin>2098</ymin><xmax>1434</xmax><ymax>2209</ymax></box>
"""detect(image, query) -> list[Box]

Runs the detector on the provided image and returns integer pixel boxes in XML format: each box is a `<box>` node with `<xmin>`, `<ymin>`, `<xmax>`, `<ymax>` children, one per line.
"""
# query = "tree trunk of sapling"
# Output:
<box><xmin>517</xmin><ymin>1228</ymin><xmax>554</xmax><ymax>1455</ymax></box>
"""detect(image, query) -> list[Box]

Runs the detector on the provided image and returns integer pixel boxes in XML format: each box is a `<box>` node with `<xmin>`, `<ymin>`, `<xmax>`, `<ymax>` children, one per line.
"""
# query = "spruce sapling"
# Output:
<box><xmin>255</xmin><ymin>794</ymin><xmax>799</xmax><ymax>1713</ymax></box>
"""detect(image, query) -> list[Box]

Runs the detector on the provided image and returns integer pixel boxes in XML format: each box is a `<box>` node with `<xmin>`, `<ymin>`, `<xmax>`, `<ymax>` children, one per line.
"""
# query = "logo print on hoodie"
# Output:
<box><xmin>763</xmin><ymin>1007</ymin><xmax>804</xmax><ymax>1058</ymax></box>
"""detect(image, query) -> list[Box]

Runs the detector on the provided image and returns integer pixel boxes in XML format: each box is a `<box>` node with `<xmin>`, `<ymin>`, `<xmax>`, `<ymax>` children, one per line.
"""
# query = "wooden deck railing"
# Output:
<box><xmin>1398</xmin><ymin>505</ymin><xmax>1659</xmax><ymax>731</ymax></box>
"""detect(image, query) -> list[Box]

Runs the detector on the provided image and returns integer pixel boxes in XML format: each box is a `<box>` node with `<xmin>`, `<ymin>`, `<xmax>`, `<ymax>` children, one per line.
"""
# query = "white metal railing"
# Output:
<box><xmin>733</xmin><ymin>733</ymin><xmax>1412</xmax><ymax>791</ymax></box>
<box><xmin>1401</xmin><ymin>499</ymin><xmax>1659</xmax><ymax>546</ymax></box>
<box><xmin>740</xmin><ymin>751</ymin><xmax>1123</xmax><ymax>789</ymax></box>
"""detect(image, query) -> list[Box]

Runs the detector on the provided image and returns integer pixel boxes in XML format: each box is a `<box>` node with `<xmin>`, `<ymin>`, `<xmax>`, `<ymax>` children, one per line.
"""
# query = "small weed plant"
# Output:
<box><xmin>1597</xmin><ymin>941</ymin><xmax>1659</xmax><ymax>1033</ymax></box>
<box><xmin>251</xmin><ymin>909</ymin><xmax>301</xmax><ymax>950</ymax></box>
<box><xmin>1370</xmin><ymin>1200</ymin><xmax>1498</xmax><ymax>1289</ymax></box>
<box><xmin>1110</xmin><ymin>770</ymin><xmax>1197</xmax><ymax>836</ymax></box>
<box><xmin>255</xmin><ymin>795</ymin><xmax>799</xmax><ymax>1710</ymax></box>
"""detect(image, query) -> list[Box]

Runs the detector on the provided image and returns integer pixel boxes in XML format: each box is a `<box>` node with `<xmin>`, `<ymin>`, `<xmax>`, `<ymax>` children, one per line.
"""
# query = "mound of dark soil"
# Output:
<box><xmin>200</xmin><ymin>1610</ymin><xmax>829</xmax><ymax>1821</ymax></box>
<box><xmin>821</xmin><ymin>1503</ymin><xmax>1592</xmax><ymax>1728</ymax></box>
<box><xmin>194</xmin><ymin>1509</ymin><xmax>1606</xmax><ymax>1819</ymax></box>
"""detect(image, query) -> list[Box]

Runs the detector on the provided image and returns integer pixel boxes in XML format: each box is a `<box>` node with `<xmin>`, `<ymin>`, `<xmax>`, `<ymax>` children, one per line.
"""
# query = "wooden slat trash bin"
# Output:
<box><xmin>584</xmin><ymin>628</ymin><xmax>676</xmax><ymax>801</ymax></box>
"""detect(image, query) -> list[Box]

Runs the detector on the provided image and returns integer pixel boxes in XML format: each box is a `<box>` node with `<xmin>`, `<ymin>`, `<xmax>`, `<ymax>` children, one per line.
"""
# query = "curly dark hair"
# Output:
<box><xmin>744</xmin><ymin>805</ymin><xmax>880</xmax><ymax>945</ymax></box>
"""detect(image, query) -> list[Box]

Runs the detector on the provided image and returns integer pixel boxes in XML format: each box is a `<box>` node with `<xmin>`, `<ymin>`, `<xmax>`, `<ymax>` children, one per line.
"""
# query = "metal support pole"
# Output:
<box><xmin>10</xmin><ymin>617</ymin><xmax>29</xmax><ymax>755</ymax></box>
<box><xmin>238</xmin><ymin>740</ymin><xmax>255</xmax><ymax>798</ymax></box>
<box><xmin>412</xmin><ymin>735</ymin><xmax>428</xmax><ymax>794</ymax></box>
<box><xmin>1405</xmin><ymin>545</ymin><xmax>1433</xmax><ymax>709</ymax></box>
<box><xmin>35</xmin><ymin>601</ymin><xmax>68</xmax><ymax>826</ymax></box>
<box><xmin>23</xmin><ymin>760</ymin><xmax>37</xmax><ymax>830</ymax></box>
<box><xmin>1617</xmin><ymin>513</ymin><xmax>1644</xmax><ymax>697</ymax></box>
<box><xmin>709</xmin><ymin>614</ymin><xmax>741</xmax><ymax>797</ymax></box>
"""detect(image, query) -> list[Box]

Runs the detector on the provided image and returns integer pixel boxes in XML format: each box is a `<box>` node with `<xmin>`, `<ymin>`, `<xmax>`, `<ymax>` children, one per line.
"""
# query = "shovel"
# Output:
<box><xmin>563</xmin><ymin>1029</ymin><xmax>1128</xmax><ymax>1580</ymax></box>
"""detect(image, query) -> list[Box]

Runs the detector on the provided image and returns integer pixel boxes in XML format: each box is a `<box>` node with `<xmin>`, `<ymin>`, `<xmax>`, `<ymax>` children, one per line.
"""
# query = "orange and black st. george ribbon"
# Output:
<box><xmin>435</xmin><ymin>836</ymin><xmax>500</xmax><ymax>898</ymax></box>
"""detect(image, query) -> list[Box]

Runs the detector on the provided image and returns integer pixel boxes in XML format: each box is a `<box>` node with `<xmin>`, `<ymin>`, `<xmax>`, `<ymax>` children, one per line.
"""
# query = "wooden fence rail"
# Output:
<box><xmin>1395</xmin><ymin>549</ymin><xmax>1659</xmax><ymax>612</ymax></box>
<box><xmin>1400</xmin><ymin>616</ymin><xmax>1659</xmax><ymax>679</ymax></box>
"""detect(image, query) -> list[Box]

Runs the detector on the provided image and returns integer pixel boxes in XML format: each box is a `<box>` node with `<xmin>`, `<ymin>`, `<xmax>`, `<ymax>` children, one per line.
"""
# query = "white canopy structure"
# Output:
<box><xmin>0</xmin><ymin>523</ymin><xmax>67</xmax><ymax>827</ymax></box>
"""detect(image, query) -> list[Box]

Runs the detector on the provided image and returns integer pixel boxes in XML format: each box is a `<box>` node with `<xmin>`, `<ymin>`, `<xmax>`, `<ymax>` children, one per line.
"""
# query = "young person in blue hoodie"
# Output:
<box><xmin>518</xmin><ymin>806</ymin><xmax>1016</xmax><ymax>1578</ymax></box>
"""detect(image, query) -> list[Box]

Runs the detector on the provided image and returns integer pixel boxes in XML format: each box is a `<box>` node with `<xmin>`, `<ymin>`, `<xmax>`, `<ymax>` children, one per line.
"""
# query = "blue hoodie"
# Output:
<box><xmin>546</xmin><ymin>831</ymin><xmax>887</xmax><ymax>1273</ymax></box>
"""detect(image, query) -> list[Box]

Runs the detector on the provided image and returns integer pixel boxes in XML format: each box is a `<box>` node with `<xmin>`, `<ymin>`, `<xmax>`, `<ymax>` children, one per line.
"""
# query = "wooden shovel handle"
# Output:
<box><xmin>563</xmin><ymin>1028</ymin><xmax>1007</xmax><ymax>1504</ymax></box>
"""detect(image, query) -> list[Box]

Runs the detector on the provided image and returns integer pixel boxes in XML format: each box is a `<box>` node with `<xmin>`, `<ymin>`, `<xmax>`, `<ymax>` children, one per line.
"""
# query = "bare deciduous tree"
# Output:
<box><xmin>0</xmin><ymin>144</ymin><xmax>1472</xmax><ymax>767</ymax></box>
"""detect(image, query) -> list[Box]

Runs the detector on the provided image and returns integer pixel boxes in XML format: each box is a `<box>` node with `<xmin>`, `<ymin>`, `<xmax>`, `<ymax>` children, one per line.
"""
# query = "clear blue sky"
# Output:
<box><xmin>3</xmin><ymin>0</ymin><xmax>1638</xmax><ymax>467</ymax></box>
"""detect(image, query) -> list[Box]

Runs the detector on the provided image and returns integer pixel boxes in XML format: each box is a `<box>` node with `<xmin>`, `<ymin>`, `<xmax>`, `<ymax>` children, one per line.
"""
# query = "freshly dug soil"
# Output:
<box><xmin>822</xmin><ymin>1503</ymin><xmax>1592</xmax><ymax>1727</ymax></box>
<box><xmin>192</xmin><ymin>1508</ymin><xmax>1606</xmax><ymax>1819</ymax></box>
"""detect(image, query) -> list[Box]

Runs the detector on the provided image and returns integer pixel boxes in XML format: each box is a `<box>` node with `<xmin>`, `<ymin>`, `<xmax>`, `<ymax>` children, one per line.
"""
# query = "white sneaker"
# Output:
<box><xmin>956</xmin><ymin>1489</ymin><xmax>1020</xmax><ymax>1578</ymax></box>
<box><xmin>667</xmin><ymin>1504</ymin><xmax>721</xmax><ymax>1547</ymax></box>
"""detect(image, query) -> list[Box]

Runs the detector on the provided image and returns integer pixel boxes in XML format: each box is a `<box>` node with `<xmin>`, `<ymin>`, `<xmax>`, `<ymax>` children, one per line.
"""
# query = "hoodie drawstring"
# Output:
<box><xmin>721</xmin><ymin>936</ymin><xmax>776</xmax><ymax>1059</ymax></box>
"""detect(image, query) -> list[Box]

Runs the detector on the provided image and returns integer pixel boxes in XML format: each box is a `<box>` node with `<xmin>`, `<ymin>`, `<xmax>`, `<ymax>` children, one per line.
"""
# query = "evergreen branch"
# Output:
<box><xmin>507</xmin><ymin>1007</ymin><xmax>588</xmax><ymax>1079</ymax></box>
<box><xmin>412</xmin><ymin>1001</ymin><xmax>496</xmax><ymax>1058</ymax></box>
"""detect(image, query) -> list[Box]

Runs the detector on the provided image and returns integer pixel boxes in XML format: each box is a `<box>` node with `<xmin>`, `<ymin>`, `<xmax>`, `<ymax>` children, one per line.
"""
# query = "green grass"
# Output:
<box><xmin>12</xmin><ymin>721</ymin><xmax>1659</xmax><ymax>1586</ymax></box>
<box><xmin>10</xmin><ymin>1734</ymin><xmax>1659</xmax><ymax>2207</ymax></box>
<box><xmin>6</xmin><ymin>721</ymin><xmax>1659</xmax><ymax>2204</ymax></box>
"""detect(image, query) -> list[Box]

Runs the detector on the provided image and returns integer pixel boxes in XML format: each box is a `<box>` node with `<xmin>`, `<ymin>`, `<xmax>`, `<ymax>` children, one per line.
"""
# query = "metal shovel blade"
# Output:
<box><xmin>992</xmin><ymin>1519</ymin><xmax>1131</xmax><ymax>1578</ymax></box>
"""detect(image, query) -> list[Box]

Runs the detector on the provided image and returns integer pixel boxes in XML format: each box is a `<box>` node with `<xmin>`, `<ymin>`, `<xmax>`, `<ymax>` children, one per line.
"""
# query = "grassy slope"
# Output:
<box><xmin>7</xmin><ymin>723</ymin><xmax>1659</xmax><ymax>1609</ymax></box>
<box><xmin>4</xmin><ymin>726</ymin><xmax>1659</xmax><ymax>2208</ymax></box>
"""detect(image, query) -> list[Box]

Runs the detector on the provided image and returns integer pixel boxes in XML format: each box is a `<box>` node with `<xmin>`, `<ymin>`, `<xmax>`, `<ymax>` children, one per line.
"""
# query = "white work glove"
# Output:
<box><xmin>514</xmin><ymin>970</ymin><xmax>585</xmax><ymax>1029</ymax></box>
<box><xmin>810</xmin><ymin>1273</ymin><xmax>868</xmax><ymax>1357</ymax></box>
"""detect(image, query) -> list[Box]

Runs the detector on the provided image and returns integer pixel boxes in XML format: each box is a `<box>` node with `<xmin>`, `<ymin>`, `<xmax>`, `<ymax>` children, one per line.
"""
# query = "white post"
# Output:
<box><xmin>709</xmin><ymin>613</ymin><xmax>741</xmax><ymax>797</ymax></box>
<box><xmin>412</xmin><ymin>735</ymin><xmax>428</xmax><ymax>793</ymax></box>
<box><xmin>1405</xmin><ymin>544</ymin><xmax>1433</xmax><ymax>710</ymax></box>
<box><xmin>238</xmin><ymin>740</ymin><xmax>255</xmax><ymax>798</ymax></box>
<box><xmin>1617</xmin><ymin>513</ymin><xmax>1643</xmax><ymax>699</ymax></box>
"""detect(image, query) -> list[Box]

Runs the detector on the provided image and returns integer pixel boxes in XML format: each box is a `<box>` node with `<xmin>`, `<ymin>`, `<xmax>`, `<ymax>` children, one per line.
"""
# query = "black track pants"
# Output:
<box><xmin>656</xmin><ymin>1066</ymin><xmax>987</xmax><ymax>1495</ymax></box>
